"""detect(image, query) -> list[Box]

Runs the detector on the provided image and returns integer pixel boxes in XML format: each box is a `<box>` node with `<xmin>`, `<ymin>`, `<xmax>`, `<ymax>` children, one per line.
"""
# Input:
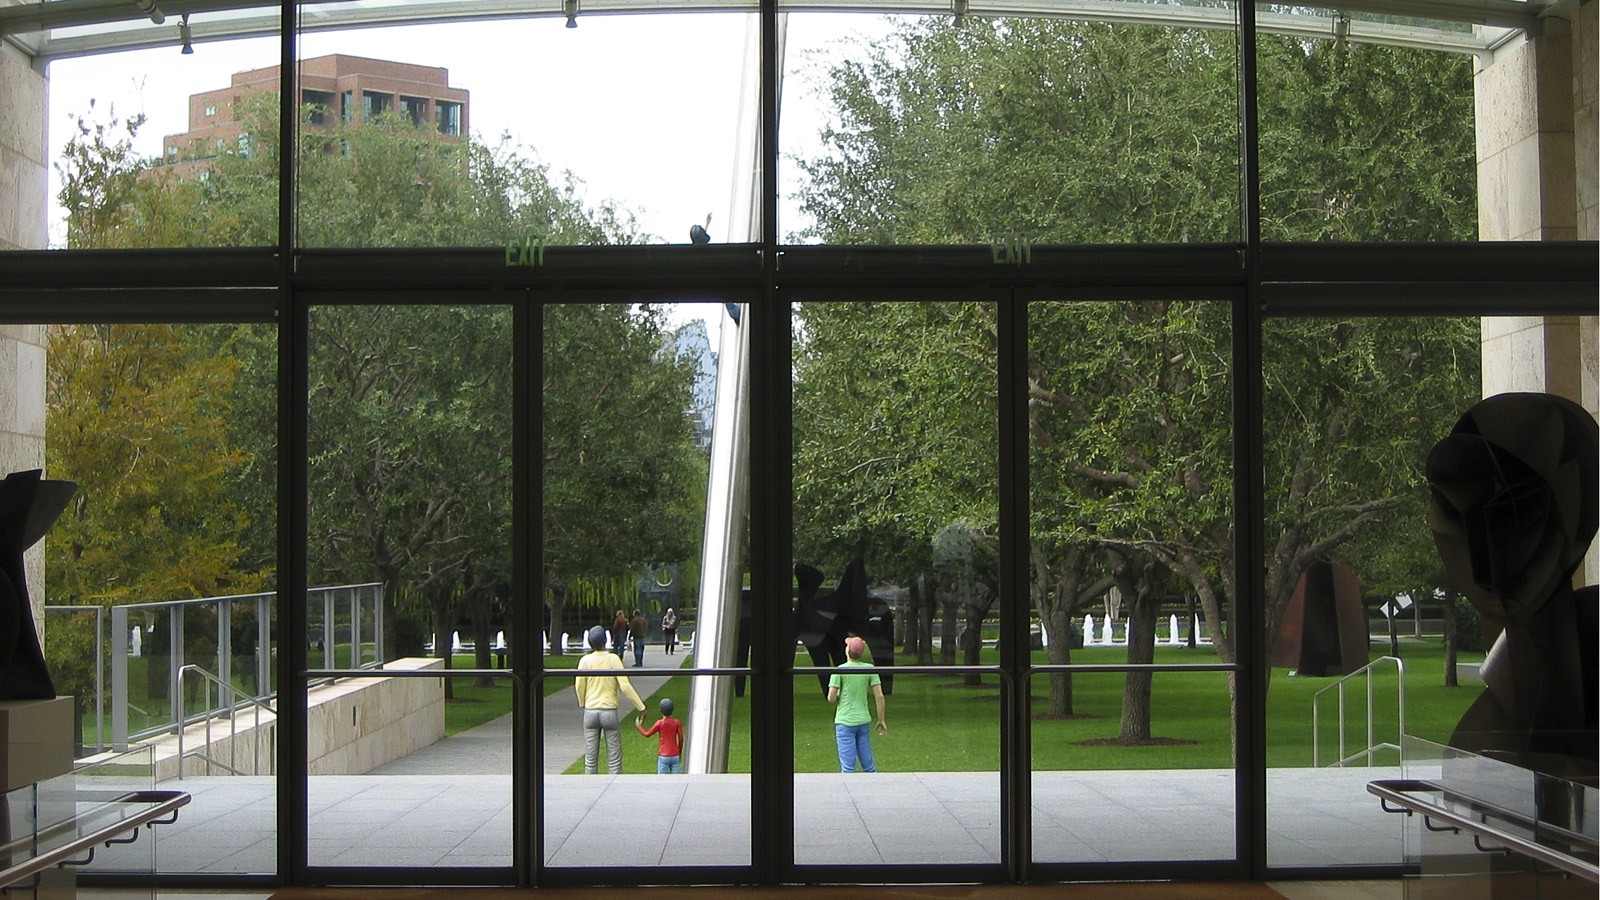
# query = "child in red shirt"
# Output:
<box><xmin>637</xmin><ymin>697</ymin><xmax>685</xmax><ymax>773</ymax></box>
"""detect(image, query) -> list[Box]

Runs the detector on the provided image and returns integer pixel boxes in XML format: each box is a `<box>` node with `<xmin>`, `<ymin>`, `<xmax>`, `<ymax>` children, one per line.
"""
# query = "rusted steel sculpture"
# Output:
<box><xmin>1426</xmin><ymin>393</ymin><xmax>1598</xmax><ymax>774</ymax></box>
<box><xmin>0</xmin><ymin>470</ymin><xmax>79</xmax><ymax>701</ymax></box>
<box><xmin>1272</xmin><ymin>559</ymin><xmax>1369</xmax><ymax>677</ymax></box>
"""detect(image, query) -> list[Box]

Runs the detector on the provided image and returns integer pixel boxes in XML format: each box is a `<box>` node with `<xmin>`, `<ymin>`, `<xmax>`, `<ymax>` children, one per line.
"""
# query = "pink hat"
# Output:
<box><xmin>844</xmin><ymin>636</ymin><xmax>866</xmax><ymax>658</ymax></box>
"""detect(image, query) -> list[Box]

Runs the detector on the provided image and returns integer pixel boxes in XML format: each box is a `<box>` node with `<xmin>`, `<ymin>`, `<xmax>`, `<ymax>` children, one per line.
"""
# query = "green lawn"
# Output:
<box><xmin>722</xmin><ymin>641</ymin><xmax>1481</xmax><ymax>774</ymax></box>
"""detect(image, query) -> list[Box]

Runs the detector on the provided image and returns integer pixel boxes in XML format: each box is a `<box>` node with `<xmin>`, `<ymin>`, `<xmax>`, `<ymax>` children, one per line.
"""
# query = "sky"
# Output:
<box><xmin>44</xmin><ymin>12</ymin><xmax>897</xmax><ymax>248</ymax></box>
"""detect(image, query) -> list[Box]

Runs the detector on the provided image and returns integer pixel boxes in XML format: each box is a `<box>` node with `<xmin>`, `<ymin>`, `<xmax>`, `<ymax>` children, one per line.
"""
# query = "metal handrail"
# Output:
<box><xmin>1312</xmin><ymin>655</ymin><xmax>1405</xmax><ymax>767</ymax></box>
<box><xmin>175</xmin><ymin>664</ymin><xmax>277</xmax><ymax>779</ymax></box>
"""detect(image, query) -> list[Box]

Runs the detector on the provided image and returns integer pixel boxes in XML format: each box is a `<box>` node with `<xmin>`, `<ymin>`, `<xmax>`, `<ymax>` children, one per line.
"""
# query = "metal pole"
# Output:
<box><xmin>111</xmin><ymin>605</ymin><xmax>128</xmax><ymax>751</ymax></box>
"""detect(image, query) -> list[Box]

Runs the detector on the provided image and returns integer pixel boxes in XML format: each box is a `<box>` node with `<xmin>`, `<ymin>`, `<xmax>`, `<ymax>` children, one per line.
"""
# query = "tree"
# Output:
<box><xmin>793</xmin><ymin>17</ymin><xmax>1481</xmax><ymax>741</ymax></box>
<box><xmin>52</xmin><ymin>95</ymin><xmax>686</xmax><ymax>667</ymax></box>
<box><xmin>542</xmin><ymin>304</ymin><xmax>706</xmax><ymax>654</ymax></box>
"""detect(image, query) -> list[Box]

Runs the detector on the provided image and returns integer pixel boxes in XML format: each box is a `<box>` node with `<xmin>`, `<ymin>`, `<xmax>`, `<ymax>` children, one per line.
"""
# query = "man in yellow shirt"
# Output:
<box><xmin>575</xmin><ymin>625</ymin><xmax>647</xmax><ymax>774</ymax></box>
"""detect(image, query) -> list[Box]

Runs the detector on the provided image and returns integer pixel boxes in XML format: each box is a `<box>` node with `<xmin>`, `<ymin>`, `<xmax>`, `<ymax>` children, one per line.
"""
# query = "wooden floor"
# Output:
<box><xmin>271</xmin><ymin>885</ymin><xmax>1291</xmax><ymax>900</ymax></box>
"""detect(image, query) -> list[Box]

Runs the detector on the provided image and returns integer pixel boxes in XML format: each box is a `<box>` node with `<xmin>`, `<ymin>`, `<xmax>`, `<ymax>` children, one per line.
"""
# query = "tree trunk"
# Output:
<box><xmin>902</xmin><ymin>581</ymin><xmax>919</xmax><ymax>660</ymax></box>
<box><xmin>547</xmin><ymin>582</ymin><xmax>568</xmax><ymax>657</ymax></box>
<box><xmin>916</xmin><ymin>575</ymin><xmax>934</xmax><ymax>665</ymax></box>
<box><xmin>1118</xmin><ymin>589</ymin><xmax>1158</xmax><ymax>741</ymax></box>
<box><xmin>939</xmin><ymin>594</ymin><xmax>958</xmax><ymax>666</ymax></box>
<box><xmin>469</xmin><ymin>585</ymin><xmax>495</xmax><ymax>689</ymax></box>
<box><xmin>1046</xmin><ymin>604</ymin><xmax>1073</xmax><ymax>717</ymax></box>
<box><xmin>430</xmin><ymin>594</ymin><xmax>455</xmax><ymax>701</ymax></box>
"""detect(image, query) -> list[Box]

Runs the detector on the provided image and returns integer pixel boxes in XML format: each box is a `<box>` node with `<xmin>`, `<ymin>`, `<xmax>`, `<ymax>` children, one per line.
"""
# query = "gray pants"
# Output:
<box><xmin>582</xmin><ymin>708</ymin><xmax>623</xmax><ymax>774</ymax></box>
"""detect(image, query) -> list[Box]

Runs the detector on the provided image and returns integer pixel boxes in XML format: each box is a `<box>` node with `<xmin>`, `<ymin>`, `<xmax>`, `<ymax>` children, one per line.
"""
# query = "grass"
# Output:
<box><xmin>721</xmin><ymin>640</ymin><xmax>1482</xmax><ymax>774</ymax></box>
<box><xmin>443</xmin><ymin>652</ymin><xmax>579</xmax><ymax>735</ymax></box>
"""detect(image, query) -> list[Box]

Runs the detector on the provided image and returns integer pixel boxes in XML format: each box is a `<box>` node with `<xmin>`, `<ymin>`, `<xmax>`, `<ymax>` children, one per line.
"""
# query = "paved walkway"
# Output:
<box><xmin>372</xmin><ymin>643</ymin><xmax>687</xmax><ymax>776</ymax></box>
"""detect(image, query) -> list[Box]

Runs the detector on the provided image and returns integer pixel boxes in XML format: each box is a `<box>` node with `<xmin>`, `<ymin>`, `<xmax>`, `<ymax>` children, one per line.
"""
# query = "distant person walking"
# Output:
<box><xmin>661</xmin><ymin>607</ymin><xmax>679</xmax><ymax>656</ymax></box>
<box><xmin>629</xmin><ymin>609</ymin><xmax>647</xmax><ymax>667</ymax></box>
<box><xmin>827</xmin><ymin>635</ymin><xmax>888</xmax><ymax>773</ymax></box>
<box><xmin>636</xmin><ymin>697</ymin><xmax>686</xmax><ymax>773</ymax></box>
<box><xmin>576</xmin><ymin>625</ymin><xmax>646</xmax><ymax>774</ymax></box>
<box><xmin>610</xmin><ymin>610</ymin><xmax>628</xmax><ymax>659</ymax></box>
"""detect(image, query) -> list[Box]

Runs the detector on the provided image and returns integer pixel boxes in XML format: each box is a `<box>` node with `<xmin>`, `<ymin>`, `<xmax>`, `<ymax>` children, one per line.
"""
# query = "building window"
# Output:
<box><xmin>341</xmin><ymin>90</ymin><xmax>353</xmax><ymax>124</ymax></box>
<box><xmin>400</xmin><ymin>95</ymin><xmax>428</xmax><ymax>126</ymax></box>
<box><xmin>436</xmin><ymin>101</ymin><xmax>461</xmax><ymax>136</ymax></box>
<box><xmin>361</xmin><ymin>92</ymin><xmax>392</xmax><ymax>122</ymax></box>
<box><xmin>303</xmin><ymin>89</ymin><xmax>334</xmax><ymax>126</ymax></box>
<box><xmin>204</xmin><ymin>104</ymin><xmax>216</xmax><ymax>117</ymax></box>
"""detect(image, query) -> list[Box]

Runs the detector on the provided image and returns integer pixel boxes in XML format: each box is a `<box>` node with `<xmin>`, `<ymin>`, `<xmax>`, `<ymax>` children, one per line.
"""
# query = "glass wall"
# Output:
<box><xmin>39</xmin><ymin>320</ymin><xmax>278</xmax><ymax>875</ymax></box>
<box><xmin>790</xmin><ymin>300</ymin><xmax>1001</xmax><ymax>866</ymax></box>
<box><xmin>780</xmin><ymin>12</ymin><xmax>1241</xmax><ymax>245</ymax></box>
<box><xmin>1026</xmin><ymin>299</ymin><xmax>1235</xmax><ymax>865</ymax></box>
<box><xmin>1261</xmin><ymin>312</ymin><xmax>1484</xmax><ymax>868</ymax></box>
<box><xmin>305</xmin><ymin>302</ymin><xmax>512</xmax><ymax>869</ymax></box>
<box><xmin>294</xmin><ymin>10</ymin><xmax>756</xmax><ymax>249</ymax></box>
<box><xmin>1255</xmin><ymin>7</ymin><xmax>1479</xmax><ymax>242</ymax></box>
<box><xmin>541</xmin><ymin>300</ymin><xmax>746</xmax><ymax>869</ymax></box>
<box><xmin>45</xmin><ymin>28</ymin><xmax>282</xmax><ymax>249</ymax></box>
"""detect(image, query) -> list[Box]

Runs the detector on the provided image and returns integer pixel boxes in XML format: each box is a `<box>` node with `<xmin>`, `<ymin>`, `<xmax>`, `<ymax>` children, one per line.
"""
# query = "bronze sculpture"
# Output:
<box><xmin>0</xmin><ymin>470</ymin><xmax>79</xmax><ymax>701</ymax></box>
<box><xmin>1426</xmin><ymin>393</ymin><xmax>1597</xmax><ymax>776</ymax></box>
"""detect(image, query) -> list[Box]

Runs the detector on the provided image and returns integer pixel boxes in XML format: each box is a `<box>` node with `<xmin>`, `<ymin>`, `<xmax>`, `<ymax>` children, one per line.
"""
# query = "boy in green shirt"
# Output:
<box><xmin>827</xmin><ymin>635</ymin><xmax>888</xmax><ymax>772</ymax></box>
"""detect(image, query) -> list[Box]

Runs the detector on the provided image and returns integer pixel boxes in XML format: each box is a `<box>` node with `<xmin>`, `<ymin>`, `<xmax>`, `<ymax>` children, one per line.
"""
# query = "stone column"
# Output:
<box><xmin>0</xmin><ymin>327</ymin><xmax>49</xmax><ymax>642</ymax></box>
<box><xmin>0</xmin><ymin>29</ymin><xmax>51</xmax><ymax>637</ymax></box>
<box><xmin>1475</xmin><ymin>9</ymin><xmax>1599</xmax><ymax>586</ymax></box>
<box><xmin>0</xmin><ymin>27</ymin><xmax>48</xmax><ymax>252</ymax></box>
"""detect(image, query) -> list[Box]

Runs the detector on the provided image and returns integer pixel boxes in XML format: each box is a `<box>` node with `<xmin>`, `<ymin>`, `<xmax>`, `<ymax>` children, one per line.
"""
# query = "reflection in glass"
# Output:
<box><xmin>1262</xmin><ymin>314</ymin><xmax>1483</xmax><ymax>867</ymax></box>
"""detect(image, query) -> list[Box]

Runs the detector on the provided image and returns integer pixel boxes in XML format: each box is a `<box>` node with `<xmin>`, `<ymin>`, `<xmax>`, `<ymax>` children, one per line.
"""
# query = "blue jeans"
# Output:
<box><xmin>633</xmin><ymin>640</ymin><xmax>645</xmax><ymax>667</ymax></box>
<box><xmin>835</xmin><ymin>723</ymin><xmax>876</xmax><ymax>773</ymax></box>
<box><xmin>657</xmin><ymin>755</ymin><xmax>681</xmax><ymax>774</ymax></box>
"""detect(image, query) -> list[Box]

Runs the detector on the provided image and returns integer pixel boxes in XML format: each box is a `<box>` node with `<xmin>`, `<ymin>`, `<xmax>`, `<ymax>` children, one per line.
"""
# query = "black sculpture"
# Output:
<box><xmin>793</xmin><ymin>559</ymin><xmax>895</xmax><ymax>696</ymax></box>
<box><xmin>1426</xmin><ymin>393</ymin><xmax>1598</xmax><ymax>773</ymax></box>
<box><xmin>689</xmin><ymin>213</ymin><xmax>712</xmax><ymax>245</ymax></box>
<box><xmin>0</xmin><ymin>470</ymin><xmax>78</xmax><ymax>701</ymax></box>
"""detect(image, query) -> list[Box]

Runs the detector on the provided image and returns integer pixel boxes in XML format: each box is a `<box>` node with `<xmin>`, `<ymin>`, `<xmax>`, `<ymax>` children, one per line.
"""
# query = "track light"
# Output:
<box><xmin>1332</xmin><ymin>12</ymin><xmax>1351</xmax><ymax>49</ymax></box>
<box><xmin>134</xmin><ymin>0</ymin><xmax>164</xmax><ymax>25</ymax></box>
<box><xmin>180</xmin><ymin>14</ymin><xmax>193</xmax><ymax>54</ymax></box>
<box><xmin>563</xmin><ymin>0</ymin><xmax>578</xmax><ymax>28</ymax></box>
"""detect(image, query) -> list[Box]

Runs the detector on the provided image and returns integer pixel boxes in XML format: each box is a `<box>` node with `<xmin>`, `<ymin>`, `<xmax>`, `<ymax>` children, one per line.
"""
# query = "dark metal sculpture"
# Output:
<box><xmin>1272</xmin><ymin>559</ymin><xmax>1368</xmax><ymax>677</ymax></box>
<box><xmin>0</xmin><ymin>470</ymin><xmax>78</xmax><ymax>701</ymax></box>
<box><xmin>793</xmin><ymin>559</ymin><xmax>895</xmax><ymax>696</ymax></box>
<box><xmin>1426</xmin><ymin>393</ymin><xmax>1598</xmax><ymax>773</ymax></box>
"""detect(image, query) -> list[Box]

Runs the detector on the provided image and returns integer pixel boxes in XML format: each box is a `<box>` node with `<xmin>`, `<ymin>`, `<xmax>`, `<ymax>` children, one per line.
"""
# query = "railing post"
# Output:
<box><xmin>258</xmin><ymin>592</ymin><xmax>271</xmax><ymax>699</ymax></box>
<box><xmin>170</xmin><ymin>607</ymin><xmax>185</xmax><ymax>733</ymax></box>
<box><xmin>323</xmin><ymin>588</ymin><xmax>335</xmax><ymax>670</ymax></box>
<box><xmin>374</xmin><ymin>584</ymin><xmax>385</xmax><ymax>664</ymax></box>
<box><xmin>111</xmin><ymin>605</ymin><xmax>129</xmax><ymax>752</ymax></box>
<box><xmin>350</xmin><ymin>585</ymin><xmax>362</xmax><ymax>668</ymax></box>
<box><xmin>219</xmin><ymin>598</ymin><xmax>234</xmax><ymax>717</ymax></box>
<box><xmin>92</xmin><ymin>605</ymin><xmax>105</xmax><ymax>753</ymax></box>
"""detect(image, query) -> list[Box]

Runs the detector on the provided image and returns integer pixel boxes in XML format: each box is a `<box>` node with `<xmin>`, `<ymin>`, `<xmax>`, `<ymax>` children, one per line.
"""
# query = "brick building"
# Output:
<box><xmin>159</xmin><ymin>54</ymin><xmax>469</xmax><ymax>171</ymax></box>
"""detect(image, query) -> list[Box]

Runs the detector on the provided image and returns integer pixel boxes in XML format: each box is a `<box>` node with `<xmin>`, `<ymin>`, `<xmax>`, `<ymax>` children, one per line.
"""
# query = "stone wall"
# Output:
<box><xmin>145</xmin><ymin>657</ymin><xmax>446</xmax><ymax>780</ymax></box>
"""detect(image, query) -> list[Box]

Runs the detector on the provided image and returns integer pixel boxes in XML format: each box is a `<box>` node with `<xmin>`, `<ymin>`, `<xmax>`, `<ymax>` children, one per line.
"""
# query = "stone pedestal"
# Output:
<box><xmin>0</xmin><ymin>696</ymin><xmax>73</xmax><ymax>792</ymax></box>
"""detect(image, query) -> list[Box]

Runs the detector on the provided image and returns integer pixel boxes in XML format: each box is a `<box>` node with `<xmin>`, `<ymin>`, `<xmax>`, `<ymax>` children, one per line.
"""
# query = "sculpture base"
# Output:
<box><xmin>0</xmin><ymin>696</ymin><xmax>73</xmax><ymax>792</ymax></box>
